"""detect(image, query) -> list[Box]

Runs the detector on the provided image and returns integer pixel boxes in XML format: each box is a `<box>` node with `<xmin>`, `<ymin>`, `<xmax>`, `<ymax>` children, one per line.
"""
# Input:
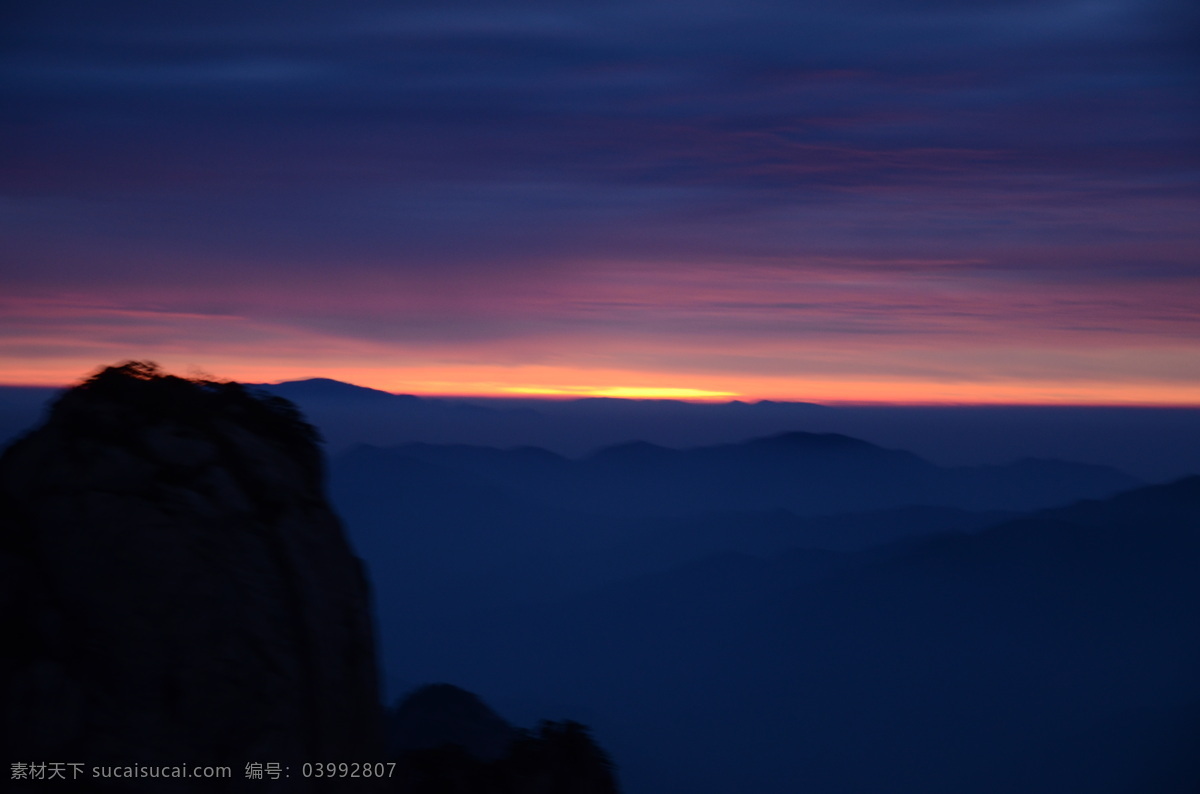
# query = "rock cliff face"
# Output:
<box><xmin>0</xmin><ymin>362</ymin><xmax>381</xmax><ymax>791</ymax></box>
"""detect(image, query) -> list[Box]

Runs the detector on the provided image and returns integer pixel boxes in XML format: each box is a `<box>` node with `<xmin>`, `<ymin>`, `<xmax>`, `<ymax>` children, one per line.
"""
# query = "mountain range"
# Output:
<box><xmin>395</xmin><ymin>477</ymin><xmax>1200</xmax><ymax>794</ymax></box>
<box><xmin>2</xmin><ymin>371</ymin><xmax>1198</xmax><ymax>793</ymax></box>
<box><xmin>329</xmin><ymin>430</ymin><xmax>1139</xmax><ymax>646</ymax></box>
<box><xmin>5</xmin><ymin>377</ymin><xmax>1200</xmax><ymax>481</ymax></box>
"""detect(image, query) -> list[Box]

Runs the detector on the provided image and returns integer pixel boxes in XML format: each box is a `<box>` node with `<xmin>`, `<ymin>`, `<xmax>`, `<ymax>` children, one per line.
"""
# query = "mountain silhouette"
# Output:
<box><xmin>3</xmin><ymin>370</ymin><xmax>1195</xmax><ymax>793</ymax></box>
<box><xmin>10</xmin><ymin>380</ymin><xmax>1199</xmax><ymax>480</ymax></box>
<box><xmin>260</xmin><ymin>377</ymin><xmax>424</xmax><ymax>404</ymax></box>
<box><xmin>389</xmin><ymin>683</ymin><xmax>518</xmax><ymax>762</ymax></box>
<box><xmin>392</xmin><ymin>477</ymin><xmax>1200</xmax><ymax>794</ymax></box>
<box><xmin>387</xmin><ymin>684</ymin><xmax>619</xmax><ymax>794</ymax></box>
<box><xmin>0</xmin><ymin>363</ymin><xmax>626</xmax><ymax>794</ymax></box>
<box><xmin>339</xmin><ymin>430</ymin><xmax>1137</xmax><ymax>524</ymax></box>
<box><xmin>333</xmin><ymin>429</ymin><xmax>1143</xmax><ymax>711</ymax></box>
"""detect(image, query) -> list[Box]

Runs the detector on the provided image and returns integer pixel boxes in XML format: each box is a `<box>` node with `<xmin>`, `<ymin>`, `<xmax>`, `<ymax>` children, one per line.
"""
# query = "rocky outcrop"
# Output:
<box><xmin>388</xmin><ymin>683</ymin><xmax>620</xmax><ymax>794</ymax></box>
<box><xmin>389</xmin><ymin>684</ymin><xmax>518</xmax><ymax>763</ymax></box>
<box><xmin>0</xmin><ymin>362</ymin><xmax>381</xmax><ymax>791</ymax></box>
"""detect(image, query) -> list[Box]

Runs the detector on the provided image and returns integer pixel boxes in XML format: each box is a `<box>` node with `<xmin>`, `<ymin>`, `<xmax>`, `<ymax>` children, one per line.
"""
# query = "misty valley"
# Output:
<box><xmin>2</xmin><ymin>368</ymin><xmax>1198</xmax><ymax>792</ymax></box>
<box><xmin>324</xmin><ymin>405</ymin><xmax>1199</xmax><ymax>793</ymax></box>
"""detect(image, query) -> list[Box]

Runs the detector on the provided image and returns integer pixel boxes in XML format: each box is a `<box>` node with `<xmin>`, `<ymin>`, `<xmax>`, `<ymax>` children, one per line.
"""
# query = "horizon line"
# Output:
<box><xmin>2</xmin><ymin>376</ymin><xmax>1198</xmax><ymax>410</ymax></box>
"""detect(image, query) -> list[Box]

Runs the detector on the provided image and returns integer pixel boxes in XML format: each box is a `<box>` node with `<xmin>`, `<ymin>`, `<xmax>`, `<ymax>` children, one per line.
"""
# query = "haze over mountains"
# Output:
<box><xmin>329</xmin><ymin>428</ymin><xmax>1142</xmax><ymax>659</ymax></box>
<box><xmin>404</xmin><ymin>477</ymin><xmax>1200</xmax><ymax>793</ymax></box>
<box><xmin>2</xmin><ymin>373</ymin><xmax>1198</xmax><ymax>793</ymax></box>
<box><xmin>5</xmin><ymin>377</ymin><xmax>1200</xmax><ymax>482</ymax></box>
<box><xmin>331</xmin><ymin>431</ymin><xmax>1200</xmax><ymax>792</ymax></box>
<box><xmin>261</xmin><ymin>379</ymin><xmax>1197</xmax><ymax>793</ymax></box>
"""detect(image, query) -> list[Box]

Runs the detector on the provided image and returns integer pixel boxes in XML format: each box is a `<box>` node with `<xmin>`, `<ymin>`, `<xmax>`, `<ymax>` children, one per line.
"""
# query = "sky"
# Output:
<box><xmin>2</xmin><ymin>0</ymin><xmax>1198</xmax><ymax>403</ymax></box>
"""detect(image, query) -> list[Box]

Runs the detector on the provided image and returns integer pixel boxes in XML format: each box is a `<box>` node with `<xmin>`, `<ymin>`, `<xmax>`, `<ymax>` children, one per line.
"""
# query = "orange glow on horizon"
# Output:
<box><xmin>1</xmin><ymin>359</ymin><xmax>1198</xmax><ymax>407</ymax></box>
<box><xmin>503</xmin><ymin>385</ymin><xmax>739</xmax><ymax>400</ymax></box>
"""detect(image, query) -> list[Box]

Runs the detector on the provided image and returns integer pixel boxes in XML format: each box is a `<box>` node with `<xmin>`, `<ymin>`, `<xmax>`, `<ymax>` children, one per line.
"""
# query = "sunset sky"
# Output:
<box><xmin>3</xmin><ymin>0</ymin><xmax>1198</xmax><ymax>403</ymax></box>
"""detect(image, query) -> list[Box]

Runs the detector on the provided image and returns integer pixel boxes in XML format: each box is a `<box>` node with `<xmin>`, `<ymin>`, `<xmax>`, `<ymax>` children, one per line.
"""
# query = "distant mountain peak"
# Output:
<box><xmin>389</xmin><ymin>683</ymin><xmax>517</xmax><ymax>762</ymax></box>
<box><xmin>587</xmin><ymin>439</ymin><xmax>677</xmax><ymax>462</ymax></box>
<box><xmin>753</xmin><ymin>430</ymin><xmax>876</xmax><ymax>447</ymax></box>
<box><xmin>264</xmin><ymin>377</ymin><xmax>419</xmax><ymax>401</ymax></box>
